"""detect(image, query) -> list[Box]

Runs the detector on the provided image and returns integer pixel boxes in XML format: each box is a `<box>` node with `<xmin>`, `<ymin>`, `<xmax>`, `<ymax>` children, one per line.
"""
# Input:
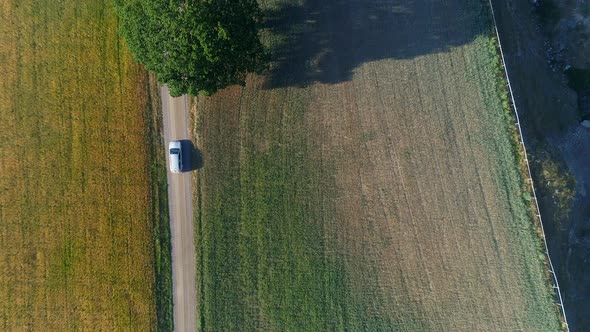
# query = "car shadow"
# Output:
<box><xmin>179</xmin><ymin>139</ymin><xmax>204</xmax><ymax>172</ymax></box>
<box><xmin>262</xmin><ymin>0</ymin><xmax>488</xmax><ymax>88</ymax></box>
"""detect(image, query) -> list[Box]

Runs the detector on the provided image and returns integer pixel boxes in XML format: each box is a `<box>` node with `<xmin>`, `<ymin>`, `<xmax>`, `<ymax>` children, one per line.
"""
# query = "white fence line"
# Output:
<box><xmin>486</xmin><ymin>0</ymin><xmax>570</xmax><ymax>330</ymax></box>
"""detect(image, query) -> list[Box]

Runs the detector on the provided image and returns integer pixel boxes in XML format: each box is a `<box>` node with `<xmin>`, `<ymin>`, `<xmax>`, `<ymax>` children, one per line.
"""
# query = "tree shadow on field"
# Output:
<box><xmin>263</xmin><ymin>0</ymin><xmax>488</xmax><ymax>88</ymax></box>
<box><xmin>179</xmin><ymin>139</ymin><xmax>204</xmax><ymax>172</ymax></box>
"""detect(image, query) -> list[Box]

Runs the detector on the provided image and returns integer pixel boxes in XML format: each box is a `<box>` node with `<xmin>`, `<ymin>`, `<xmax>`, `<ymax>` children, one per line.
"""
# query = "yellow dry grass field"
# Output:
<box><xmin>0</xmin><ymin>1</ymin><xmax>160</xmax><ymax>330</ymax></box>
<box><xmin>191</xmin><ymin>0</ymin><xmax>565</xmax><ymax>330</ymax></box>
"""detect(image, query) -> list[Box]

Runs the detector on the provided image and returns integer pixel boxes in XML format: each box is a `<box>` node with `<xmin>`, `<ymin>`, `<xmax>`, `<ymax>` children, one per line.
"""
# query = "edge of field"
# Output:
<box><xmin>485</xmin><ymin>2</ymin><xmax>569</xmax><ymax>330</ymax></box>
<box><xmin>145</xmin><ymin>73</ymin><xmax>174</xmax><ymax>332</ymax></box>
<box><xmin>188</xmin><ymin>96</ymin><xmax>203</xmax><ymax>331</ymax></box>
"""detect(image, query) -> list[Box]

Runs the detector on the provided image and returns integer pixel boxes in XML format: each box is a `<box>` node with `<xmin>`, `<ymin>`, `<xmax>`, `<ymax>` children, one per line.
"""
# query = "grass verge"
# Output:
<box><xmin>145</xmin><ymin>74</ymin><xmax>173</xmax><ymax>331</ymax></box>
<box><xmin>486</xmin><ymin>30</ymin><xmax>569</xmax><ymax>329</ymax></box>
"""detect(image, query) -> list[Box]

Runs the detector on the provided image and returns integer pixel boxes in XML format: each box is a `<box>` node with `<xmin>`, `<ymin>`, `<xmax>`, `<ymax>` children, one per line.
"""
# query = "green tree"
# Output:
<box><xmin>115</xmin><ymin>0</ymin><xmax>268</xmax><ymax>96</ymax></box>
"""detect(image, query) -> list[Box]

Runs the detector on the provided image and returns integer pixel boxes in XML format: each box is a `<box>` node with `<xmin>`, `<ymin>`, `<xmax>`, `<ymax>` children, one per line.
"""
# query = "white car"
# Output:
<box><xmin>169</xmin><ymin>140</ymin><xmax>183</xmax><ymax>173</ymax></box>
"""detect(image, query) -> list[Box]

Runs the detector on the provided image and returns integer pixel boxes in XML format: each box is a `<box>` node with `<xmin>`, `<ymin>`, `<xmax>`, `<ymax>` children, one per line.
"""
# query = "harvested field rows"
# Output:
<box><xmin>0</xmin><ymin>1</ymin><xmax>170</xmax><ymax>330</ymax></box>
<box><xmin>192</xmin><ymin>0</ymin><xmax>564</xmax><ymax>330</ymax></box>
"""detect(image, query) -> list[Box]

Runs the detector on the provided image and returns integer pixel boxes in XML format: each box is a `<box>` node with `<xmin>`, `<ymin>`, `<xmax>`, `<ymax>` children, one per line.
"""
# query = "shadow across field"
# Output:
<box><xmin>263</xmin><ymin>0</ymin><xmax>487</xmax><ymax>88</ymax></box>
<box><xmin>179</xmin><ymin>139</ymin><xmax>204</xmax><ymax>172</ymax></box>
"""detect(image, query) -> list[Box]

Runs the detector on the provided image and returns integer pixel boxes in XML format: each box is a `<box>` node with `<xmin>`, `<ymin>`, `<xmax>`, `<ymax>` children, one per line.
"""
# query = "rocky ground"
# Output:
<box><xmin>538</xmin><ymin>0</ymin><xmax>590</xmax><ymax>118</ymax></box>
<box><xmin>538</xmin><ymin>0</ymin><xmax>589</xmax><ymax>68</ymax></box>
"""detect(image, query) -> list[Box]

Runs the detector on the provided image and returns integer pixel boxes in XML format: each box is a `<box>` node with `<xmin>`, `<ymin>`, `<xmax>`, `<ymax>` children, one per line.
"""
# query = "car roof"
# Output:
<box><xmin>169</xmin><ymin>140</ymin><xmax>181</xmax><ymax>149</ymax></box>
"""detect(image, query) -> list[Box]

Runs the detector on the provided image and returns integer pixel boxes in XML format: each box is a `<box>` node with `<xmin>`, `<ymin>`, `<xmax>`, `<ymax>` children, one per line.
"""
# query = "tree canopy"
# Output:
<box><xmin>115</xmin><ymin>0</ymin><xmax>268</xmax><ymax>96</ymax></box>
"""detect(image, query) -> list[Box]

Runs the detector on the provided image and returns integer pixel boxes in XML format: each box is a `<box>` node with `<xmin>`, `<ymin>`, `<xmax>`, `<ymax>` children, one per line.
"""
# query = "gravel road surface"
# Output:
<box><xmin>161</xmin><ymin>86</ymin><xmax>196</xmax><ymax>332</ymax></box>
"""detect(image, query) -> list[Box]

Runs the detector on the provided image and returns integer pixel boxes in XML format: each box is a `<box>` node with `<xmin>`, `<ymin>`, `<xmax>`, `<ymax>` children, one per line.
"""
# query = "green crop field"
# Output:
<box><xmin>0</xmin><ymin>1</ymin><xmax>171</xmax><ymax>330</ymax></box>
<box><xmin>191</xmin><ymin>0</ymin><xmax>565</xmax><ymax>331</ymax></box>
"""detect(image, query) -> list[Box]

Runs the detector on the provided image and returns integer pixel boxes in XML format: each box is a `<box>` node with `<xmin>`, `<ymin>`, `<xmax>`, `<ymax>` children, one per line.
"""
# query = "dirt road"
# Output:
<box><xmin>161</xmin><ymin>86</ymin><xmax>196</xmax><ymax>331</ymax></box>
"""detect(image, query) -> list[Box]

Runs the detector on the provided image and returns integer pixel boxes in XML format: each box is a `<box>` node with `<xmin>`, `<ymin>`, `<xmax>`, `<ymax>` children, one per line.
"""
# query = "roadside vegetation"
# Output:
<box><xmin>0</xmin><ymin>1</ymin><xmax>170</xmax><ymax>330</ymax></box>
<box><xmin>114</xmin><ymin>0</ymin><xmax>268</xmax><ymax>96</ymax></box>
<box><xmin>145</xmin><ymin>75</ymin><xmax>174</xmax><ymax>331</ymax></box>
<box><xmin>532</xmin><ymin>150</ymin><xmax>576</xmax><ymax>220</ymax></box>
<box><xmin>191</xmin><ymin>0</ymin><xmax>565</xmax><ymax>330</ymax></box>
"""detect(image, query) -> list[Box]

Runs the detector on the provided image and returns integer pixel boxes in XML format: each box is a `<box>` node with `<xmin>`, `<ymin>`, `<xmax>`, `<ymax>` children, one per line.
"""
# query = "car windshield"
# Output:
<box><xmin>170</xmin><ymin>148</ymin><xmax>180</xmax><ymax>154</ymax></box>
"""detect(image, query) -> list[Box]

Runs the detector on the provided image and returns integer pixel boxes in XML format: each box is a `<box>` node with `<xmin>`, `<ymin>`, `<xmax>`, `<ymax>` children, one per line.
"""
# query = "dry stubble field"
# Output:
<box><xmin>0</xmin><ymin>1</ymin><xmax>171</xmax><ymax>330</ymax></box>
<box><xmin>192</xmin><ymin>0</ymin><xmax>564</xmax><ymax>331</ymax></box>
